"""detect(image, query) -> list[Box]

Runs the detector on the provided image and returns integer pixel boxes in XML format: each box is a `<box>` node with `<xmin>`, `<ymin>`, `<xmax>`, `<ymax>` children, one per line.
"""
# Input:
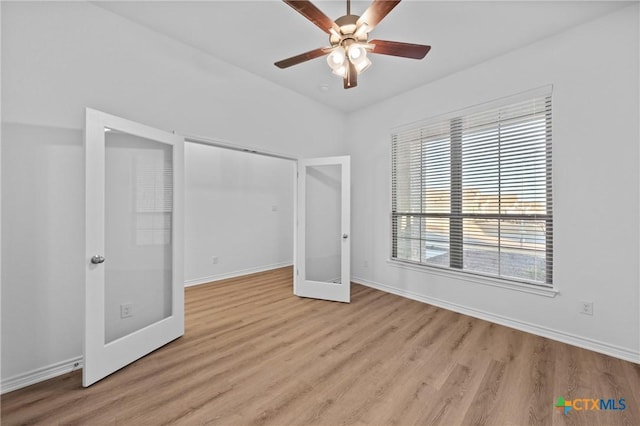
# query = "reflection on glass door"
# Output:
<box><xmin>305</xmin><ymin>164</ymin><xmax>342</xmax><ymax>284</ymax></box>
<box><xmin>104</xmin><ymin>131</ymin><xmax>174</xmax><ymax>343</ymax></box>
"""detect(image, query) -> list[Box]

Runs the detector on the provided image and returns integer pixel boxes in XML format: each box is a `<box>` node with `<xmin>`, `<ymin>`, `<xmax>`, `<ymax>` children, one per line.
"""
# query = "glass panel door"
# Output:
<box><xmin>295</xmin><ymin>156</ymin><xmax>350</xmax><ymax>303</ymax></box>
<box><xmin>84</xmin><ymin>108</ymin><xmax>184</xmax><ymax>387</ymax></box>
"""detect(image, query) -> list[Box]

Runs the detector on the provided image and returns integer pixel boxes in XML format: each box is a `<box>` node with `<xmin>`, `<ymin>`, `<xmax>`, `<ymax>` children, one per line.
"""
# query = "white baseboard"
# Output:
<box><xmin>184</xmin><ymin>262</ymin><xmax>293</xmax><ymax>287</ymax></box>
<box><xmin>353</xmin><ymin>276</ymin><xmax>640</xmax><ymax>365</ymax></box>
<box><xmin>1</xmin><ymin>356</ymin><xmax>83</xmax><ymax>395</ymax></box>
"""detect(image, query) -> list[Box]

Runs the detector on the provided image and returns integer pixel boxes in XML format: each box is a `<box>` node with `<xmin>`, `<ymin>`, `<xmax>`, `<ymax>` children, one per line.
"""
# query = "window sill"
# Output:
<box><xmin>386</xmin><ymin>259</ymin><xmax>559</xmax><ymax>298</ymax></box>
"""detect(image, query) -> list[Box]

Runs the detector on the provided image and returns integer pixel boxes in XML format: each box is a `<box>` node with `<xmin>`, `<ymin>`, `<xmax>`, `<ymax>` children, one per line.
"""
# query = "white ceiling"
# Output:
<box><xmin>94</xmin><ymin>1</ymin><xmax>630</xmax><ymax>112</ymax></box>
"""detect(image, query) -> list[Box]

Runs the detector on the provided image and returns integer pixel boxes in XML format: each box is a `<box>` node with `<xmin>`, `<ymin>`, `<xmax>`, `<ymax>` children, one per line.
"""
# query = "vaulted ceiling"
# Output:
<box><xmin>94</xmin><ymin>1</ymin><xmax>631</xmax><ymax>112</ymax></box>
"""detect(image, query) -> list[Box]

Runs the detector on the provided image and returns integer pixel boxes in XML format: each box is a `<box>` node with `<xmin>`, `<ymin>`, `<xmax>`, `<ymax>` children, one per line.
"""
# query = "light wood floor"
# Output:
<box><xmin>2</xmin><ymin>267</ymin><xmax>639</xmax><ymax>425</ymax></box>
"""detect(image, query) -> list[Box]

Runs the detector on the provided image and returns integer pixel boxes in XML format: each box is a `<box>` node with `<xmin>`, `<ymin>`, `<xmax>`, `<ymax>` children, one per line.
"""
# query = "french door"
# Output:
<box><xmin>295</xmin><ymin>156</ymin><xmax>350</xmax><ymax>303</ymax></box>
<box><xmin>83</xmin><ymin>108</ymin><xmax>184</xmax><ymax>387</ymax></box>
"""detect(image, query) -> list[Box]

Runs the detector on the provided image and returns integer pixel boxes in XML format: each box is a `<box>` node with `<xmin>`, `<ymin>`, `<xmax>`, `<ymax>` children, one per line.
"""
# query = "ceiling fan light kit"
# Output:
<box><xmin>275</xmin><ymin>0</ymin><xmax>431</xmax><ymax>90</ymax></box>
<box><xmin>327</xmin><ymin>43</ymin><xmax>371</xmax><ymax>77</ymax></box>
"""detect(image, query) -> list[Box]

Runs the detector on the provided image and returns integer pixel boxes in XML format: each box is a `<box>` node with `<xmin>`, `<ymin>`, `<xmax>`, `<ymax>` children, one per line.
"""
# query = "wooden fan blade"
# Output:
<box><xmin>356</xmin><ymin>0</ymin><xmax>401</xmax><ymax>31</ymax></box>
<box><xmin>274</xmin><ymin>47</ymin><xmax>329</xmax><ymax>69</ymax></box>
<box><xmin>344</xmin><ymin>61</ymin><xmax>358</xmax><ymax>89</ymax></box>
<box><xmin>283</xmin><ymin>1</ymin><xmax>339</xmax><ymax>34</ymax></box>
<box><xmin>369</xmin><ymin>39</ymin><xmax>431</xmax><ymax>59</ymax></box>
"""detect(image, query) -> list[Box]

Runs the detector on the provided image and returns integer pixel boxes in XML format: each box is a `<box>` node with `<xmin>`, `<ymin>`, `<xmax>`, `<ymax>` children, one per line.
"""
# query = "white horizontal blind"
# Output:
<box><xmin>391</xmin><ymin>90</ymin><xmax>552</xmax><ymax>286</ymax></box>
<box><xmin>135</xmin><ymin>156</ymin><xmax>173</xmax><ymax>213</ymax></box>
<box><xmin>134</xmin><ymin>155</ymin><xmax>173</xmax><ymax>246</ymax></box>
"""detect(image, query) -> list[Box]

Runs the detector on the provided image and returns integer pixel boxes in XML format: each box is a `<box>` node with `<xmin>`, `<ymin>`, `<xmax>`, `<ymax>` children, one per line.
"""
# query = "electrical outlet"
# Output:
<box><xmin>212</xmin><ymin>256</ymin><xmax>219</xmax><ymax>264</ymax></box>
<box><xmin>120</xmin><ymin>303</ymin><xmax>133</xmax><ymax>319</ymax></box>
<box><xmin>363</xmin><ymin>260</ymin><xmax>369</xmax><ymax>268</ymax></box>
<box><xmin>580</xmin><ymin>301</ymin><xmax>594</xmax><ymax>316</ymax></box>
<box><xmin>271</xmin><ymin>205</ymin><xmax>278</xmax><ymax>212</ymax></box>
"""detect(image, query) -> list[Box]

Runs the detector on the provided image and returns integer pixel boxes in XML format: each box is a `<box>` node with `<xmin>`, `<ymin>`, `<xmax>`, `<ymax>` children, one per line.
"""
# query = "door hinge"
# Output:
<box><xmin>296</xmin><ymin>269</ymin><xmax>299</xmax><ymax>276</ymax></box>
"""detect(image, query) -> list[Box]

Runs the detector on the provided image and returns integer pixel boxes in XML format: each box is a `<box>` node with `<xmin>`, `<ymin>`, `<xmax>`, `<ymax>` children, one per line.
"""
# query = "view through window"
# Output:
<box><xmin>391</xmin><ymin>89</ymin><xmax>553</xmax><ymax>286</ymax></box>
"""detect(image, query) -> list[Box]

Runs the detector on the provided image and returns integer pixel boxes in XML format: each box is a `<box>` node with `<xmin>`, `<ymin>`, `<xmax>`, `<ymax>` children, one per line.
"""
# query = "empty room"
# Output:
<box><xmin>1</xmin><ymin>1</ymin><xmax>639</xmax><ymax>425</ymax></box>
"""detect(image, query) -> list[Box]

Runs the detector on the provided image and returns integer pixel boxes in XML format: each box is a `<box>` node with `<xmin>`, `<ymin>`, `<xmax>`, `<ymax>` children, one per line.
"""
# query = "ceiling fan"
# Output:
<box><xmin>274</xmin><ymin>0</ymin><xmax>431</xmax><ymax>89</ymax></box>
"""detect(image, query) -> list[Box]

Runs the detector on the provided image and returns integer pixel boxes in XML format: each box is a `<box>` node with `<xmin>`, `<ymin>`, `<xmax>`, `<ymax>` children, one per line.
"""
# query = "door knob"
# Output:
<box><xmin>342</xmin><ymin>234</ymin><xmax>349</xmax><ymax>239</ymax></box>
<box><xmin>91</xmin><ymin>255</ymin><xmax>105</xmax><ymax>264</ymax></box>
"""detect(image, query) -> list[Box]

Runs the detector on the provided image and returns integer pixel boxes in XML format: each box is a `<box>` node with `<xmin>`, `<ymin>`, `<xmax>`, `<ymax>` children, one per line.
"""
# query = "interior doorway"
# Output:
<box><xmin>182</xmin><ymin>138</ymin><xmax>296</xmax><ymax>288</ymax></box>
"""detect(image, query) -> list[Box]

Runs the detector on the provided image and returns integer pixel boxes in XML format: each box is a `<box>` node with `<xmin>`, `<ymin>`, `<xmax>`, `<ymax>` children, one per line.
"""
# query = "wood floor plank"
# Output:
<box><xmin>284</xmin><ymin>302</ymin><xmax>441</xmax><ymax>425</ymax></box>
<box><xmin>460</xmin><ymin>358</ymin><xmax>507</xmax><ymax>425</ymax></box>
<box><xmin>2</xmin><ymin>266</ymin><xmax>639</xmax><ymax>426</ymax></box>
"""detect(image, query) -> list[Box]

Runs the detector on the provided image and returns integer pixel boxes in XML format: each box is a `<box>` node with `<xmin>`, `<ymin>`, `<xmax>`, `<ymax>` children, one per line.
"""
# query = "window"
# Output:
<box><xmin>391</xmin><ymin>88</ymin><xmax>552</xmax><ymax>286</ymax></box>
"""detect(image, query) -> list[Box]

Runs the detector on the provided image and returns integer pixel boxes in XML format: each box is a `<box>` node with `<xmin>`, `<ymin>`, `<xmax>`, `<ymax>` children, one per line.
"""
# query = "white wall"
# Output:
<box><xmin>1</xmin><ymin>123</ymin><xmax>86</xmax><ymax>384</ymax></box>
<box><xmin>1</xmin><ymin>2</ymin><xmax>345</xmax><ymax>158</ymax></box>
<box><xmin>347</xmin><ymin>5</ymin><xmax>640</xmax><ymax>362</ymax></box>
<box><xmin>1</xmin><ymin>1</ymin><xmax>345</xmax><ymax>388</ymax></box>
<box><xmin>184</xmin><ymin>143</ymin><xmax>294</xmax><ymax>285</ymax></box>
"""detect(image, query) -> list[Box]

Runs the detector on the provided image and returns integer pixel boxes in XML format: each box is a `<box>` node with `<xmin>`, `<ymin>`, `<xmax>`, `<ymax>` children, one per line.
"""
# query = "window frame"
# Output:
<box><xmin>390</xmin><ymin>86</ymin><xmax>554</xmax><ymax>288</ymax></box>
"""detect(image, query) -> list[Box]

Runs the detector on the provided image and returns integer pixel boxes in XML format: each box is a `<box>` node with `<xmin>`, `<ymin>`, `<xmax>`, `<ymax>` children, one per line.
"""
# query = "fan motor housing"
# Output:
<box><xmin>330</xmin><ymin>14</ymin><xmax>368</xmax><ymax>45</ymax></box>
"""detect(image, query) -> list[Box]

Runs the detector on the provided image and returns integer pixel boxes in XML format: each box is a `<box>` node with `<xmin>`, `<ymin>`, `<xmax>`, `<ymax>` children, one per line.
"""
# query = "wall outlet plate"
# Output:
<box><xmin>580</xmin><ymin>301</ymin><xmax>594</xmax><ymax>316</ymax></box>
<box><xmin>120</xmin><ymin>303</ymin><xmax>133</xmax><ymax>319</ymax></box>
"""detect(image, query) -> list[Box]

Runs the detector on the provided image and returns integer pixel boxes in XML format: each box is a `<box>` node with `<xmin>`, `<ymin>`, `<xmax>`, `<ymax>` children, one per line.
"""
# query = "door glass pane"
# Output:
<box><xmin>305</xmin><ymin>164</ymin><xmax>341</xmax><ymax>283</ymax></box>
<box><xmin>104</xmin><ymin>129</ymin><xmax>173</xmax><ymax>344</ymax></box>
